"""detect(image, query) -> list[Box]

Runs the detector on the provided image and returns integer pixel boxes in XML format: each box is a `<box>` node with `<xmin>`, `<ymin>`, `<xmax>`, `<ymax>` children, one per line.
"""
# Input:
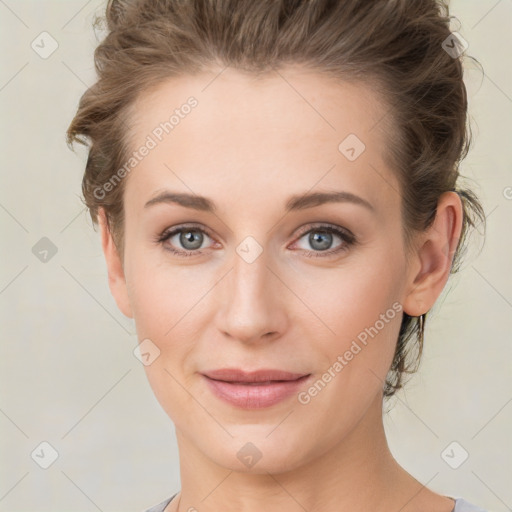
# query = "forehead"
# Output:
<box><xmin>124</xmin><ymin>66</ymin><xmax>399</xmax><ymax>214</ymax></box>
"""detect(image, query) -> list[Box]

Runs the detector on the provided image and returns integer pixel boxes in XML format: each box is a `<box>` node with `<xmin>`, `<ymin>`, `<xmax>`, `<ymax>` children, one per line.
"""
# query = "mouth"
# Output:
<box><xmin>201</xmin><ymin>368</ymin><xmax>312</xmax><ymax>409</ymax></box>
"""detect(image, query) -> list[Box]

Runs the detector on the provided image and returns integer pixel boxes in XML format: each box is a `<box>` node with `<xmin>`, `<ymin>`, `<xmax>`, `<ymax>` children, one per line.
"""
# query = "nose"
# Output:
<box><xmin>215</xmin><ymin>241</ymin><xmax>289</xmax><ymax>345</ymax></box>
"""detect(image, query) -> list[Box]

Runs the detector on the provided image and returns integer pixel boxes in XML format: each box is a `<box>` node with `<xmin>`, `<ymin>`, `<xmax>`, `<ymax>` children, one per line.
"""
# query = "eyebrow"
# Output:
<box><xmin>144</xmin><ymin>190</ymin><xmax>375</xmax><ymax>213</ymax></box>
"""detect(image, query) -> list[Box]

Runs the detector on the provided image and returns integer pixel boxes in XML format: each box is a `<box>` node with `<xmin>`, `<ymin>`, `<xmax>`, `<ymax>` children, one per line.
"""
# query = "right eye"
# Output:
<box><xmin>156</xmin><ymin>224</ymin><xmax>216</xmax><ymax>257</ymax></box>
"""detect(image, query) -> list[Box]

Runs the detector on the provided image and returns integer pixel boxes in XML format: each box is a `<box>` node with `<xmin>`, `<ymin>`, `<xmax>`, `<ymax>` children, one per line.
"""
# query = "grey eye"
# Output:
<box><xmin>177</xmin><ymin>229</ymin><xmax>205</xmax><ymax>250</ymax></box>
<box><xmin>169</xmin><ymin>229</ymin><xmax>205</xmax><ymax>251</ymax></box>
<box><xmin>308</xmin><ymin>231</ymin><xmax>334</xmax><ymax>251</ymax></box>
<box><xmin>296</xmin><ymin>229</ymin><xmax>344</xmax><ymax>253</ymax></box>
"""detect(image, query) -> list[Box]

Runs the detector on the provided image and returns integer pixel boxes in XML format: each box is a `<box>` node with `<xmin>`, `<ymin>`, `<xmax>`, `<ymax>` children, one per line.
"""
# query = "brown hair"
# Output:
<box><xmin>66</xmin><ymin>0</ymin><xmax>486</xmax><ymax>399</ymax></box>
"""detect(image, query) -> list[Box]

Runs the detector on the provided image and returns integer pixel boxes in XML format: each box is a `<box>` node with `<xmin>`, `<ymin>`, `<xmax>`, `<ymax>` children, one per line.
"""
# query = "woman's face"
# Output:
<box><xmin>107</xmin><ymin>67</ymin><xmax>421</xmax><ymax>473</ymax></box>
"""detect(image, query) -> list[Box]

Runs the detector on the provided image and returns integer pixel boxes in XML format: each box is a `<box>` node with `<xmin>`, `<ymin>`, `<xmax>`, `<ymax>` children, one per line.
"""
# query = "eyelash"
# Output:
<box><xmin>155</xmin><ymin>223</ymin><xmax>357</xmax><ymax>259</ymax></box>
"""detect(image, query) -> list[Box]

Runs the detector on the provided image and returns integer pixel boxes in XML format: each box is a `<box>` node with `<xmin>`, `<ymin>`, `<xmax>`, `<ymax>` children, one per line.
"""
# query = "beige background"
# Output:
<box><xmin>0</xmin><ymin>1</ymin><xmax>511</xmax><ymax>511</ymax></box>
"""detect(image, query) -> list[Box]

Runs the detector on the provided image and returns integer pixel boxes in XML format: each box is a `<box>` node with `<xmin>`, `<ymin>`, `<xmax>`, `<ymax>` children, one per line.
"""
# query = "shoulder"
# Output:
<box><xmin>453</xmin><ymin>498</ymin><xmax>489</xmax><ymax>512</ymax></box>
<box><xmin>142</xmin><ymin>493</ymin><xmax>177</xmax><ymax>512</ymax></box>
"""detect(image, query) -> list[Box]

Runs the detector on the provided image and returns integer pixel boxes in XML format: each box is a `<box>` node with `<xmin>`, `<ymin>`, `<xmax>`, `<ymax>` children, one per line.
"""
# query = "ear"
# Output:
<box><xmin>98</xmin><ymin>208</ymin><xmax>133</xmax><ymax>319</ymax></box>
<box><xmin>403</xmin><ymin>191</ymin><xmax>463</xmax><ymax>317</ymax></box>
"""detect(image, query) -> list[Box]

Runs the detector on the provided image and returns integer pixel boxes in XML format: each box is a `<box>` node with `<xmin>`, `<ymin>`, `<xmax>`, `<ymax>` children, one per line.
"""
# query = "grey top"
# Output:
<box><xmin>143</xmin><ymin>493</ymin><xmax>488</xmax><ymax>512</ymax></box>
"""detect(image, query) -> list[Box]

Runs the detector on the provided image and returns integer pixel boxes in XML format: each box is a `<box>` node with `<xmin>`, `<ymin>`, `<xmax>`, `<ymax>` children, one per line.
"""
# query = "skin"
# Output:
<box><xmin>98</xmin><ymin>66</ymin><xmax>462</xmax><ymax>512</ymax></box>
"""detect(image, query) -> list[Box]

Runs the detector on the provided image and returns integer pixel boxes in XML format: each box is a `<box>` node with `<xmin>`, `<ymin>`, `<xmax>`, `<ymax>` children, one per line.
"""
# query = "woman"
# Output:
<box><xmin>67</xmin><ymin>0</ymin><xmax>488</xmax><ymax>510</ymax></box>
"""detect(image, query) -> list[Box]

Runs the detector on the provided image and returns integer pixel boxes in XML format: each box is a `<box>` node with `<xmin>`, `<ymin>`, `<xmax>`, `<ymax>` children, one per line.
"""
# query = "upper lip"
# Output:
<box><xmin>202</xmin><ymin>368</ymin><xmax>309</xmax><ymax>383</ymax></box>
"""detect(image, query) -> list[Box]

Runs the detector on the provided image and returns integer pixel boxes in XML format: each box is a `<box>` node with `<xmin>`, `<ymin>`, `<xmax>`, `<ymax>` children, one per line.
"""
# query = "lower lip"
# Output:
<box><xmin>203</xmin><ymin>374</ymin><xmax>311</xmax><ymax>409</ymax></box>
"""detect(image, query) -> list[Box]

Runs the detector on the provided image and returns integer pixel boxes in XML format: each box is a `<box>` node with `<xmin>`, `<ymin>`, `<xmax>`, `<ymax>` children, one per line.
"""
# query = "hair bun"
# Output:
<box><xmin>106</xmin><ymin>0</ymin><xmax>133</xmax><ymax>30</ymax></box>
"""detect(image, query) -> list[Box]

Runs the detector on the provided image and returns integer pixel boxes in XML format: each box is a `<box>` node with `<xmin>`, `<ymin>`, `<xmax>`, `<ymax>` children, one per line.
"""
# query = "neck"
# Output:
<box><xmin>171</xmin><ymin>392</ymin><xmax>441</xmax><ymax>512</ymax></box>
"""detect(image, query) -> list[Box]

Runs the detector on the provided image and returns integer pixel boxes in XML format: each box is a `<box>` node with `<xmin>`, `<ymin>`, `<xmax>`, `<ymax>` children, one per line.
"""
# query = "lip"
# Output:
<box><xmin>201</xmin><ymin>368</ymin><xmax>311</xmax><ymax>409</ymax></box>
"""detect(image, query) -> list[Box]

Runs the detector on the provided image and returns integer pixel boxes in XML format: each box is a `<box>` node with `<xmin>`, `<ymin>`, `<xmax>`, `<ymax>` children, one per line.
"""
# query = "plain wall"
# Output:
<box><xmin>0</xmin><ymin>1</ymin><xmax>511</xmax><ymax>511</ymax></box>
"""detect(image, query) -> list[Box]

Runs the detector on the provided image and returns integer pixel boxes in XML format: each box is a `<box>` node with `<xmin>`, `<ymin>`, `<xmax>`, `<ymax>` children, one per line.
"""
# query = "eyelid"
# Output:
<box><xmin>293</xmin><ymin>222</ymin><xmax>355</xmax><ymax>241</ymax></box>
<box><xmin>159</xmin><ymin>222</ymin><xmax>215</xmax><ymax>240</ymax></box>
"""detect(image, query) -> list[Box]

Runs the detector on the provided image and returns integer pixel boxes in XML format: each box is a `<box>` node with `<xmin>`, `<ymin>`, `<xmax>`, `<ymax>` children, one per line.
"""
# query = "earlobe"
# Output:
<box><xmin>403</xmin><ymin>192</ymin><xmax>463</xmax><ymax>317</ymax></box>
<box><xmin>98</xmin><ymin>208</ymin><xmax>133</xmax><ymax>319</ymax></box>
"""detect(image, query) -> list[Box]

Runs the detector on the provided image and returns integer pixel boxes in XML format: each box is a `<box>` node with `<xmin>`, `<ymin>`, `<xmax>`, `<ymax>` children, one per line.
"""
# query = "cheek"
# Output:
<box><xmin>128</xmin><ymin>265</ymin><xmax>204</xmax><ymax>424</ymax></box>
<box><xmin>124</xmin><ymin>252</ymin><xmax>213</xmax><ymax>401</ymax></box>
<box><xmin>292</xmin><ymin>256</ymin><xmax>405</xmax><ymax>395</ymax></box>
<box><xmin>124</xmin><ymin>242</ymin><xmax>208</xmax><ymax>337</ymax></box>
<box><xmin>292</xmin><ymin>253</ymin><xmax>403</xmax><ymax>341</ymax></box>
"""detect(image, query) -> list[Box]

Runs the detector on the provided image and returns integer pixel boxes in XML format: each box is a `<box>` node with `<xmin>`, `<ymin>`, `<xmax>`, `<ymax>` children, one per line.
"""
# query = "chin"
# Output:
<box><xmin>201</xmin><ymin>427</ymin><xmax>311</xmax><ymax>475</ymax></box>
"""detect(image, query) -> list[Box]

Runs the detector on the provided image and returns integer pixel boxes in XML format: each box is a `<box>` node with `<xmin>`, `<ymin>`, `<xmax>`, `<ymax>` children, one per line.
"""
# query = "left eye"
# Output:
<box><xmin>292</xmin><ymin>225</ymin><xmax>355</xmax><ymax>257</ymax></box>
